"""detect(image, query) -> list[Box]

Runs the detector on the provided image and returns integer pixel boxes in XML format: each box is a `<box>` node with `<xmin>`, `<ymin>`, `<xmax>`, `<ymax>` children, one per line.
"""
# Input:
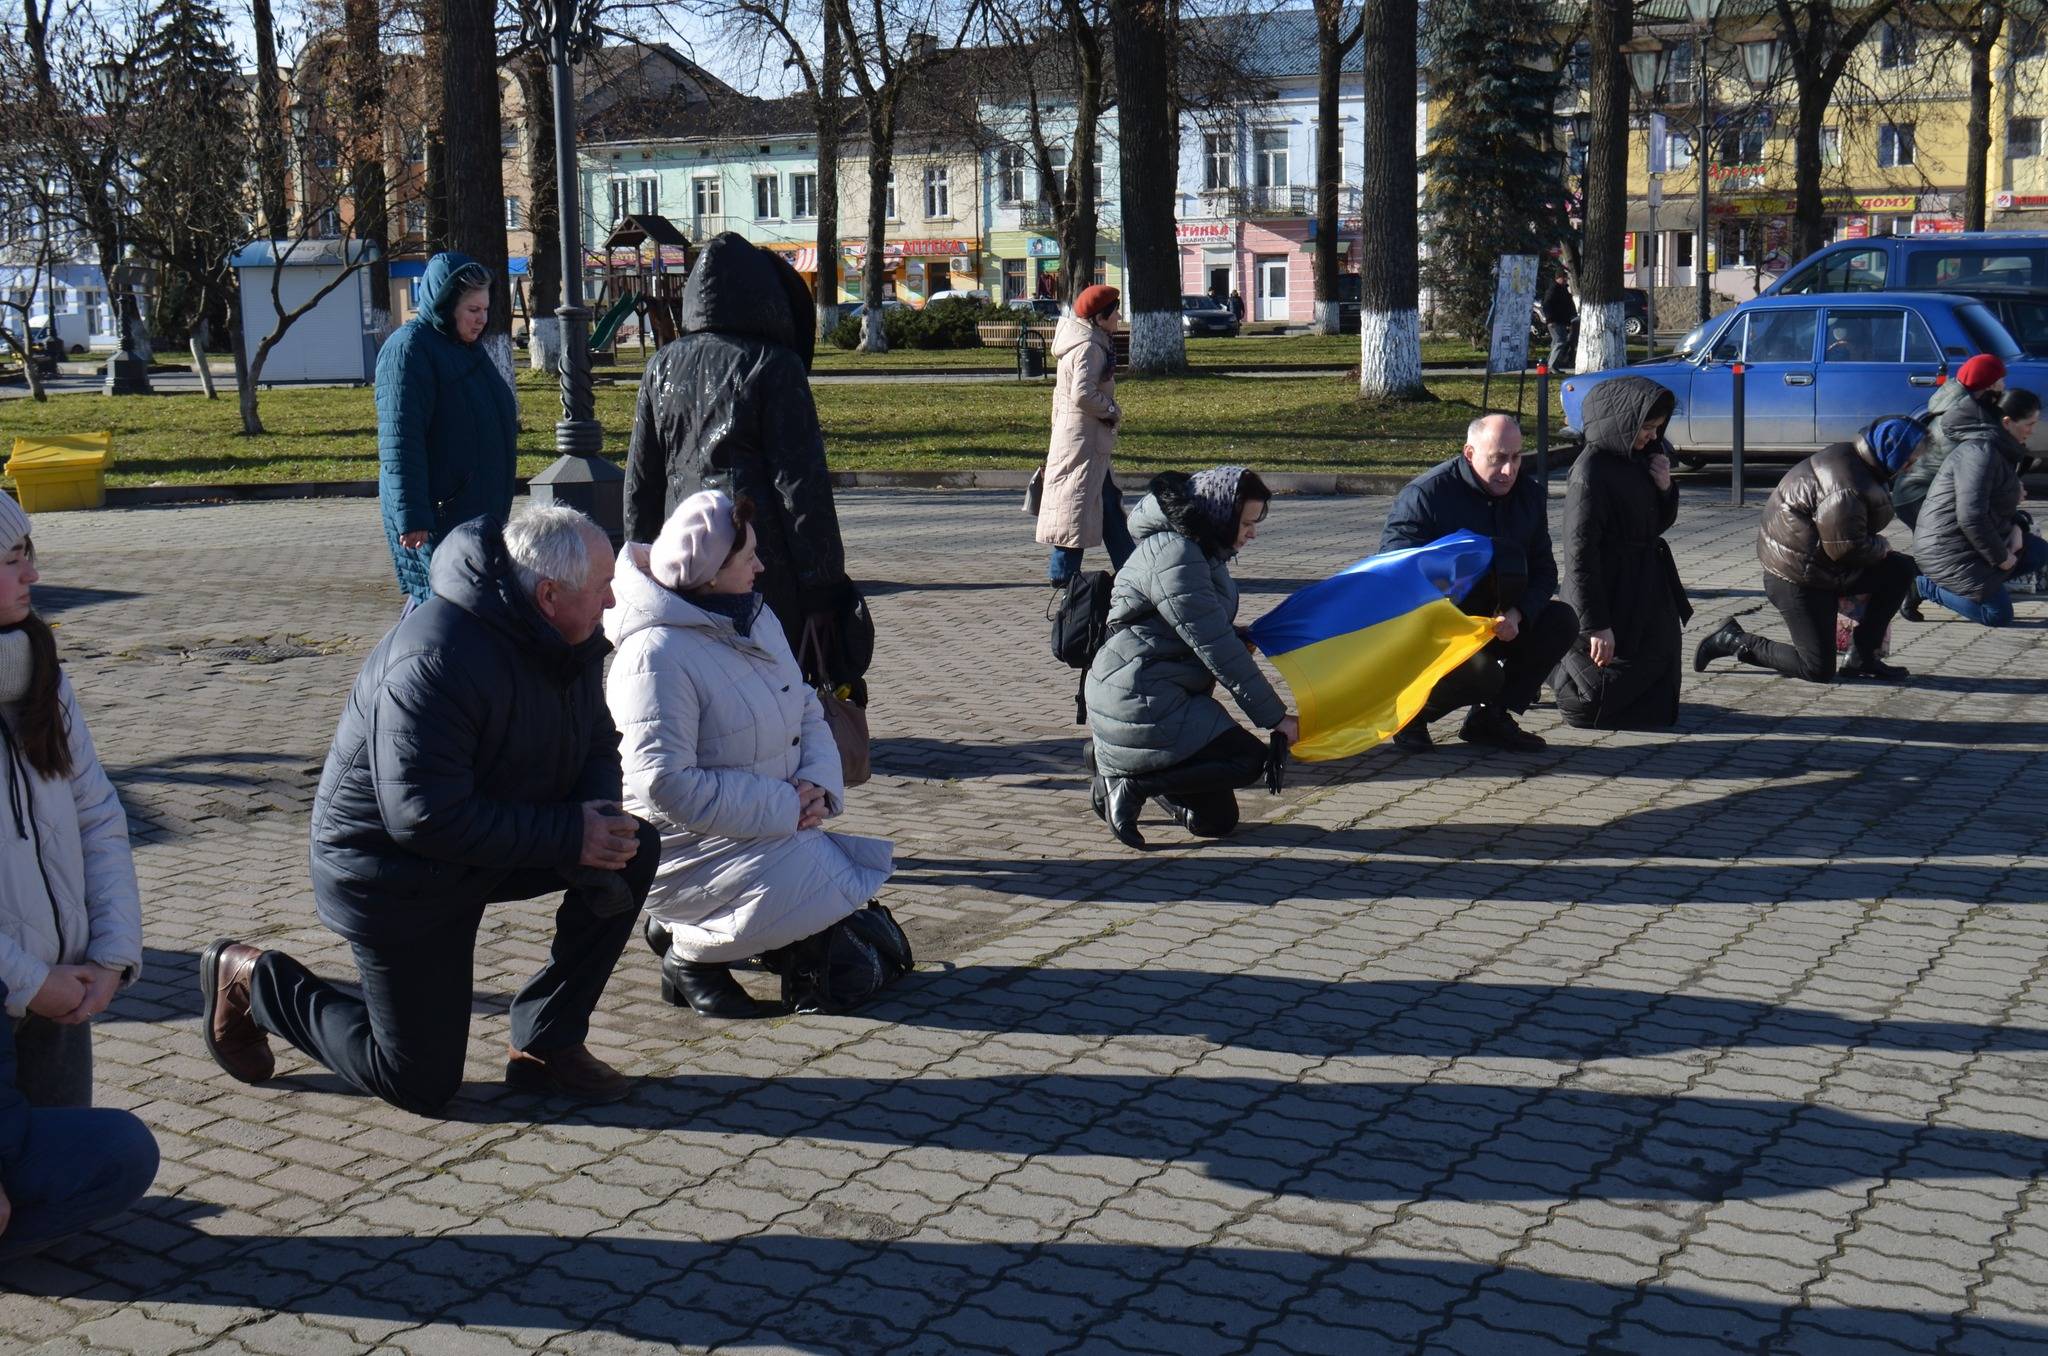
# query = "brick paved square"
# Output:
<box><xmin>3</xmin><ymin>489</ymin><xmax>2046</xmax><ymax>1353</ymax></box>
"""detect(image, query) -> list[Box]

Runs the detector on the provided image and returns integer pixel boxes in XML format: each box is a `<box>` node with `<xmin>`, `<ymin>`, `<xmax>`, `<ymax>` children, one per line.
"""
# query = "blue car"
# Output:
<box><xmin>1559</xmin><ymin>292</ymin><xmax>2048</xmax><ymax>466</ymax></box>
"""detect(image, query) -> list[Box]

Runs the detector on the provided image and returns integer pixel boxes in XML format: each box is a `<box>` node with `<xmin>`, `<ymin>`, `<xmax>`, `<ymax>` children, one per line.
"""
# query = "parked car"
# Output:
<box><xmin>1008</xmin><ymin>297</ymin><xmax>1063</xmax><ymax>321</ymax></box>
<box><xmin>28</xmin><ymin>312</ymin><xmax>88</xmax><ymax>355</ymax></box>
<box><xmin>925</xmin><ymin>289</ymin><xmax>991</xmax><ymax>306</ymax></box>
<box><xmin>1942</xmin><ymin>285</ymin><xmax>2048</xmax><ymax>359</ymax></box>
<box><xmin>843</xmin><ymin>300</ymin><xmax>909</xmax><ymax>323</ymax></box>
<box><xmin>1181</xmin><ymin>293</ymin><xmax>1240</xmax><ymax>338</ymax></box>
<box><xmin>1528</xmin><ymin>288</ymin><xmax>1651</xmax><ymax>348</ymax></box>
<box><xmin>1559</xmin><ymin>291</ymin><xmax>2048</xmax><ymax>467</ymax></box>
<box><xmin>1765</xmin><ymin>231</ymin><xmax>2048</xmax><ymax>298</ymax></box>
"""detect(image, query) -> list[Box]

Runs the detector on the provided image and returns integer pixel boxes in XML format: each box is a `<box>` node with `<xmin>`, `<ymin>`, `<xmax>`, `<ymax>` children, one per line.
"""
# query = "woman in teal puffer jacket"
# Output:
<box><xmin>376</xmin><ymin>253</ymin><xmax>520</xmax><ymax>608</ymax></box>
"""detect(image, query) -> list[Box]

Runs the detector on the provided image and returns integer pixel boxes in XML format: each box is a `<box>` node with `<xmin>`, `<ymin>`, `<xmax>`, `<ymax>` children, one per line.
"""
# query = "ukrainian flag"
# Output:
<box><xmin>1248</xmin><ymin>531</ymin><xmax>1501</xmax><ymax>761</ymax></box>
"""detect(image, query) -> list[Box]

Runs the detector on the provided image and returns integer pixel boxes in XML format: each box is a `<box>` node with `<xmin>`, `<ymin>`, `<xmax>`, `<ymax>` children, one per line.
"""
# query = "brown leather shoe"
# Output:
<box><xmin>200</xmin><ymin>940</ymin><xmax>274</xmax><ymax>1083</ymax></box>
<box><xmin>504</xmin><ymin>1043</ymin><xmax>630</xmax><ymax>1104</ymax></box>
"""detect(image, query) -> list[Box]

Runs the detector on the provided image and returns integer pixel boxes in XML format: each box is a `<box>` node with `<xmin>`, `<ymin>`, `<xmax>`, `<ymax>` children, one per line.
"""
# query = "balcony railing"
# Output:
<box><xmin>1198</xmin><ymin>185</ymin><xmax>1358</xmax><ymax>219</ymax></box>
<box><xmin>1016</xmin><ymin>198</ymin><xmax>1060</xmax><ymax>229</ymax></box>
<box><xmin>682</xmin><ymin>214</ymin><xmax>731</xmax><ymax>242</ymax></box>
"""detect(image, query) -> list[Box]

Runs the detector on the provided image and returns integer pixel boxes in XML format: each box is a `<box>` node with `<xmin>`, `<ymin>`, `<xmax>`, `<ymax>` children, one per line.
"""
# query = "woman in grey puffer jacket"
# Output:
<box><xmin>1085</xmin><ymin>467</ymin><xmax>1298</xmax><ymax>850</ymax></box>
<box><xmin>0</xmin><ymin>497</ymin><xmax>142</xmax><ymax>1108</ymax></box>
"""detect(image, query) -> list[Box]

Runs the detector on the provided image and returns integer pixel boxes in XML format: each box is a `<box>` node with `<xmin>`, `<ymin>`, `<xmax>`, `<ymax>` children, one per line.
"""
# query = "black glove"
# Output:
<box><xmin>559</xmin><ymin>864</ymin><xmax>638</xmax><ymax>919</ymax></box>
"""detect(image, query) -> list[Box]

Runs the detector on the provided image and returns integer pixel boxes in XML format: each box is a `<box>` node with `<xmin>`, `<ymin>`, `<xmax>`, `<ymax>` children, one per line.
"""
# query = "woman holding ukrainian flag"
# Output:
<box><xmin>1084</xmin><ymin>468</ymin><xmax>1299</xmax><ymax>850</ymax></box>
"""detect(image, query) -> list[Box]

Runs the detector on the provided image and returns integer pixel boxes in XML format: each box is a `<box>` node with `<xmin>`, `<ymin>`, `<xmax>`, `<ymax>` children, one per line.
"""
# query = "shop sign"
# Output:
<box><xmin>1025</xmin><ymin>235</ymin><xmax>1060</xmax><ymax>258</ymax></box>
<box><xmin>1841</xmin><ymin>216</ymin><xmax>1870</xmax><ymax>239</ymax></box>
<box><xmin>1623</xmin><ymin>232</ymin><xmax>1636</xmax><ymax>271</ymax></box>
<box><xmin>843</xmin><ymin>237</ymin><xmax>967</xmax><ymax>260</ymax></box>
<box><xmin>1712</xmin><ymin>192</ymin><xmax>1919</xmax><ymax>218</ymax></box>
<box><xmin>1996</xmin><ymin>192</ymin><xmax>2048</xmax><ymax>209</ymax></box>
<box><xmin>1175</xmin><ymin>221</ymin><xmax>1233</xmax><ymax>243</ymax></box>
<box><xmin>1847</xmin><ymin>194</ymin><xmax>1917</xmax><ymax>212</ymax></box>
<box><xmin>1709</xmin><ymin>163</ymin><xmax>1769</xmax><ymax>190</ymax></box>
<box><xmin>1913</xmin><ymin>214</ymin><xmax>1964</xmax><ymax>235</ymax></box>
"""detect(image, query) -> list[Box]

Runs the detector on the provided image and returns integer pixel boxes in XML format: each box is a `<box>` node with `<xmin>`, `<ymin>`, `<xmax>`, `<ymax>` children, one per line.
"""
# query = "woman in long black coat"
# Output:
<box><xmin>1551</xmin><ymin>376</ymin><xmax>1693</xmax><ymax>729</ymax></box>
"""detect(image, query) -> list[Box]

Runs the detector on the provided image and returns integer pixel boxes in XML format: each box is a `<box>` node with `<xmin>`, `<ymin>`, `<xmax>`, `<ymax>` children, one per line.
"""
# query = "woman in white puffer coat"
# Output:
<box><xmin>0</xmin><ymin>496</ymin><xmax>142</xmax><ymax>1105</ymax></box>
<box><xmin>604</xmin><ymin>490</ymin><xmax>892</xmax><ymax>1018</ymax></box>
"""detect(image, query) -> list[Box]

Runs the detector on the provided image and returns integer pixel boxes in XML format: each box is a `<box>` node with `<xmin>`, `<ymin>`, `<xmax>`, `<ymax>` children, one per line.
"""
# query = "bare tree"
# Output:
<box><xmin>1311</xmin><ymin>0</ymin><xmax>1361</xmax><ymax>336</ymax></box>
<box><xmin>1356</xmin><ymin>0</ymin><xmax>1422</xmax><ymax>397</ymax></box>
<box><xmin>514</xmin><ymin>44</ymin><xmax>563</xmax><ymax>369</ymax></box>
<box><xmin>251</xmin><ymin>0</ymin><xmax>292</xmax><ymax>238</ymax></box>
<box><xmin>439</xmin><ymin>0</ymin><xmax>513</xmax><ymax>378</ymax></box>
<box><xmin>1110</xmin><ymin>0</ymin><xmax>1185</xmax><ymax>372</ymax></box>
<box><xmin>0</xmin><ymin>170</ymin><xmax>65</xmax><ymax>401</ymax></box>
<box><xmin>344</xmin><ymin>0</ymin><xmax>391</xmax><ymax>333</ymax></box>
<box><xmin>825</xmin><ymin>0</ymin><xmax>962</xmax><ymax>352</ymax></box>
<box><xmin>1769</xmin><ymin>0</ymin><xmax>1905</xmax><ymax>262</ymax></box>
<box><xmin>1576</xmin><ymin>0</ymin><xmax>1628</xmax><ymax>372</ymax></box>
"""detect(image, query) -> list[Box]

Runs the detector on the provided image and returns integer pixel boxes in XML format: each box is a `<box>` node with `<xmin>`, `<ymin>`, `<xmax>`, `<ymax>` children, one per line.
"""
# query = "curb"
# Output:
<box><xmin>101</xmin><ymin>462</ymin><xmax>1596</xmax><ymax>508</ymax></box>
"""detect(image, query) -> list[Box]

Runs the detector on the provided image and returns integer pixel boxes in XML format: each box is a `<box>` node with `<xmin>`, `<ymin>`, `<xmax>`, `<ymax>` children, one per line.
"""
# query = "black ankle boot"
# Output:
<box><xmin>661</xmin><ymin>958</ymin><xmax>777</xmax><ymax>1018</ymax></box>
<box><xmin>1103</xmin><ymin>777</ymin><xmax>1147</xmax><ymax>850</ymax></box>
<box><xmin>1692</xmin><ymin>616</ymin><xmax>1750</xmax><ymax>672</ymax></box>
<box><xmin>1840</xmin><ymin>651</ymin><xmax>1909</xmax><ymax>682</ymax></box>
<box><xmin>643</xmin><ymin>915</ymin><xmax>672</xmax><ymax>959</ymax></box>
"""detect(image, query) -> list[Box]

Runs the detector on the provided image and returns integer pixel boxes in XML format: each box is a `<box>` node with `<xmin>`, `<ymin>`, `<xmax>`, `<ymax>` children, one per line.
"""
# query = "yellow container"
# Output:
<box><xmin>6</xmin><ymin>433</ymin><xmax>111</xmax><ymax>513</ymax></box>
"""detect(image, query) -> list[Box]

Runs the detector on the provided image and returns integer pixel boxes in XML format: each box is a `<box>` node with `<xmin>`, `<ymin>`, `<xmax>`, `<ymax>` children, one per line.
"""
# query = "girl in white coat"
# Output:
<box><xmin>604</xmin><ymin>491</ymin><xmax>892</xmax><ymax>1018</ymax></box>
<box><xmin>0</xmin><ymin>497</ymin><xmax>143</xmax><ymax>1105</ymax></box>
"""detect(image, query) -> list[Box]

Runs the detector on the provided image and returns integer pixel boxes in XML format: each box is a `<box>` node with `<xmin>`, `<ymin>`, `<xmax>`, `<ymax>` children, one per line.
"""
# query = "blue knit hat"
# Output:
<box><xmin>1862</xmin><ymin>417</ymin><xmax>1927</xmax><ymax>477</ymax></box>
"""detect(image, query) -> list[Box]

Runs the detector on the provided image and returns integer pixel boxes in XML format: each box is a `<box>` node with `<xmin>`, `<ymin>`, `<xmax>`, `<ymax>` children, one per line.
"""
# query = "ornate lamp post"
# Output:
<box><xmin>1685</xmin><ymin>0</ymin><xmax>1724</xmax><ymax>326</ymax></box>
<box><xmin>90</xmin><ymin>56</ymin><xmax>153</xmax><ymax>396</ymax></box>
<box><xmin>520</xmin><ymin>0</ymin><xmax>624</xmax><ymax>542</ymax></box>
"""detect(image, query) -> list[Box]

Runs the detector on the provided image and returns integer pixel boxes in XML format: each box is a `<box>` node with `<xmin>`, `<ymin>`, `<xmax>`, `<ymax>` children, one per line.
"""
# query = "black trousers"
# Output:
<box><xmin>1121</xmin><ymin>727</ymin><xmax>1270</xmax><ymax>838</ymax></box>
<box><xmin>249</xmin><ymin>820</ymin><xmax>659</xmax><ymax>1117</ymax></box>
<box><xmin>1750</xmin><ymin>554</ymin><xmax>1917</xmax><ymax>683</ymax></box>
<box><xmin>1420</xmin><ymin>599</ymin><xmax>1579</xmax><ymax>720</ymax></box>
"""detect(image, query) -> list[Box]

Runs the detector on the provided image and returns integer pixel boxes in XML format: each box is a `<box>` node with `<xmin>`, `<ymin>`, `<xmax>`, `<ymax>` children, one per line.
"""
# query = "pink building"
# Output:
<box><xmin>1175</xmin><ymin>216</ymin><xmax>1358</xmax><ymax>325</ymax></box>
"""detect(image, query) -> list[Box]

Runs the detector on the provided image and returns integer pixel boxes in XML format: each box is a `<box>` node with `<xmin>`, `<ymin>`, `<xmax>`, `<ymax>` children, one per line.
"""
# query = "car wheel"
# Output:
<box><xmin>1677</xmin><ymin>450</ymin><xmax>1708</xmax><ymax>471</ymax></box>
<box><xmin>1625</xmin><ymin>316</ymin><xmax>1645</xmax><ymax>338</ymax></box>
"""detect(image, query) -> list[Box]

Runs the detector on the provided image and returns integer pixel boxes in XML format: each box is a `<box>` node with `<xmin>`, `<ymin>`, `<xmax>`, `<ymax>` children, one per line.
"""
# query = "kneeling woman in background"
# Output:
<box><xmin>1085</xmin><ymin>467</ymin><xmax>1298</xmax><ymax>850</ymax></box>
<box><xmin>605</xmin><ymin>491</ymin><xmax>893</xmax><ymax>1018</ymax></box>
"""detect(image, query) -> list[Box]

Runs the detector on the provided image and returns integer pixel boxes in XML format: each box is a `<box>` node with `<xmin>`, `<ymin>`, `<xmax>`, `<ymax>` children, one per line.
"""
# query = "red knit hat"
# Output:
<box><xmin>1074</xmin><ymin>284</ymin><xmax>1120</xmax><ymax>319</ymax></box>
<box><xmin>1956</xmin><ymin>353</ymin><xmax>2007</xmax><ymax>392</ymax></box>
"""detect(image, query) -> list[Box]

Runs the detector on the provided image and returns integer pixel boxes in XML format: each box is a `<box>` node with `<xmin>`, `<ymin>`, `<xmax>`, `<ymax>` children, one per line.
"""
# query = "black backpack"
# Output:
<box><xmin>763</xmin><ymin>903</ymin><xmax>914</xmax><ymax>1015</ymax></box>
<box><xmin>1050</xmin><ymin>570</ymin><xmax>1118</xmax><ymax>724</ymax></box>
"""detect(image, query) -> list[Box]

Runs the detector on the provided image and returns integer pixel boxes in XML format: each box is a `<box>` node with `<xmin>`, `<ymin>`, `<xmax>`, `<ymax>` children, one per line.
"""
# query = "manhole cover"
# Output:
<box><xmin>186</xmin><ymin>643</ymin><xmax>323</xmax><ymax>664</ymax></box>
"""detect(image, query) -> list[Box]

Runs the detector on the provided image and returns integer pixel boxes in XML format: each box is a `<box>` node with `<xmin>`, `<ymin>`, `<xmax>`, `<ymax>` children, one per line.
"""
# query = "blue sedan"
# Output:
<box><xmin>1559</xmin><ymin>292</ymin><xmax>2048</xmax><ymax>464</ymax></box>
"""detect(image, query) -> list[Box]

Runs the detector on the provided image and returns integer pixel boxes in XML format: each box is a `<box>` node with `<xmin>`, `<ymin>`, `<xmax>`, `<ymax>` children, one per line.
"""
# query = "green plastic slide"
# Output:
<box><xmin>589</xmin><ymin>291</ymin><xmax>639</xmax><ymax>352</ymax></box>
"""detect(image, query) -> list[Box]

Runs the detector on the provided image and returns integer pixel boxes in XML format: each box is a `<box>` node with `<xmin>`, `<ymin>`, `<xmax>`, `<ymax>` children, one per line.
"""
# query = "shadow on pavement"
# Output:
<box><xmin>10</xmin><ymin>1205</ymin><xmax>2037</xmax><ymax>1354</ymax></box>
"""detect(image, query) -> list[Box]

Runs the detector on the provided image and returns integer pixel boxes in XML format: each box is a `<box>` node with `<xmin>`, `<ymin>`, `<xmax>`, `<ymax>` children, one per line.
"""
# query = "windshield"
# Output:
<box><xmin>1182</xmin><ymin>295</ymin><xmax>1224</xmax><ymax>311</ymax></box>
<box><xmin>1676</xmin><ymin>315</ymin><xmax>1727</xmax><ymax>358</ymax></box>
<box><xmin>1955</xmin><ymin>302</ymin><xmax>2024</xmax><ymax>361</ymax></box>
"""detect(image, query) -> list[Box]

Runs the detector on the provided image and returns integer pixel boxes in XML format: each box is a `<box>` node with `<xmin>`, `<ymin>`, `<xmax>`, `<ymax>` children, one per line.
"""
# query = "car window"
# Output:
<box><xmin>1908</xmin><ymin>250</ymin><xmax>2046</xmax><ymax>288</ymax></box>
<box><xmin>1903</xmin><ymin>311</ymin><xmax>1942</xmax><ymax>364</ymax></box>
<box><xmin>1708</xmin><ymin>315</ymin><xmax>1747</xmax><ymax>361</ymax></box>
<box><xmin>1994</xmin><ymin>299</ymin><xmax>2048</xmax><ymax>357</ymax></box>
<box><xmin>1747</xmin><ymin>309</ymin><xmax>1818</xmax><ymax>363</ymax></box>
<box><xmin>1955</xmin><ymin>302</ymin><xmax>2025</xmax><ymax>360</ymax></box>
<box><xmin>1807</xmin><ymin>248</ymin><xmax>1889</xmax><ymax>293</ymax></box>
<box><xmin>1823</xmin><ymin>308</ymin><xmax>1905</xmax><ymax>362</ymax></box>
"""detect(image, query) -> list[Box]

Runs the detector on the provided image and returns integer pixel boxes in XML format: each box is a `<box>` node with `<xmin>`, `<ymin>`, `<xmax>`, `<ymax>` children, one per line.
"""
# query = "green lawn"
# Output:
<box><xmin>2</xmin><ymin>370</ymin><xmax>1568</xmax><ymax>487</ymax></box>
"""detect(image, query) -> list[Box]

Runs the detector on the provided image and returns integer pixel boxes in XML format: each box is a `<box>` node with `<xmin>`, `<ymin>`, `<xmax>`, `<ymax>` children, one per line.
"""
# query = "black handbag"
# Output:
<box><xmin>763</xmin><ymin>903</ymin><xmax>914</xmax><ymax>1015</ymax></box>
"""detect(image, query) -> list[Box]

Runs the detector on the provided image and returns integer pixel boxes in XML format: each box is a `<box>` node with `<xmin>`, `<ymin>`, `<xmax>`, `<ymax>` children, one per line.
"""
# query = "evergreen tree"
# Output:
<box><xmin>1418</xmin><ymin>0</ymin><xmax>1569</xmax><ymax>344</ymax></box>
<box><xmin>131</xmin><ymin>0</ymin><xmax>249</xmax><ymax>347</ymax></box>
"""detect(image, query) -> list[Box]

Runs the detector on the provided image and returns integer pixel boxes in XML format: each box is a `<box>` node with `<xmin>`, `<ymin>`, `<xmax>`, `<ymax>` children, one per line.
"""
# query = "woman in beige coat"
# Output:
<box><xmin>1036</xmin><ymin>285</ymin><xmax>1135</xmax><ymax>583</ymax></box>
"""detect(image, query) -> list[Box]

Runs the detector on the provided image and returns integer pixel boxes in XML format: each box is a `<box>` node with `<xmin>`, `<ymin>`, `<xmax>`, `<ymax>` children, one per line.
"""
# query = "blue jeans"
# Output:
<box><xmin>0</xmin><ymin>1107</ymin><xmax>159</xmax><ymax>1263</ymax></box>
<box><xmin>1048</xmin><ymin>475</ymin><xmax>1136</xmax><ymax>582</ymax></box>
<box><xmin>1917</xmin><ymin>535</ymin><xmax>2048</xmax><ymax>627</ymax></box>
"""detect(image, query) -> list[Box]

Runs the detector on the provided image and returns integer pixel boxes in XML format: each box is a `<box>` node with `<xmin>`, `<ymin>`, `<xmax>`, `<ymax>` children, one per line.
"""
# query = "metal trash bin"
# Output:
<box><xmin>1017</xmin><ymin>327</ymin><xmax>1047</xmax><ymax>380</ymax></box>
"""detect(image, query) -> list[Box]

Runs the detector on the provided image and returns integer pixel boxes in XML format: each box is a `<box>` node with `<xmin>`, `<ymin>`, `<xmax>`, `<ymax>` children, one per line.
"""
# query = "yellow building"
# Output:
<box><xmin>1508</xmin><ymin>5</ymin><xmax>2048</xmax><ymax>305</ymax></box>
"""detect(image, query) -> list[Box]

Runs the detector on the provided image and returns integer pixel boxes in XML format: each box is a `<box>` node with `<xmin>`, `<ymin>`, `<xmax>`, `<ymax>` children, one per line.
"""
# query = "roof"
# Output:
<box><xmin>583</xmin><ymin>89</ymin><xmax>827</xmax><ymax>145</ymax></box>
<box><xmin>1193</xmin><ymin>7</ymin><xmax>1365</xmax><ymax>81</ymax></box>
<box><xmin>603</xmin><ymin>215</ymin><xmax>691</xmax><ymax>250</ymax></box>
<box><xmin>229</xmin><ymin>239</ymin><xmax>378</xmax><ymax>268</ymax></box>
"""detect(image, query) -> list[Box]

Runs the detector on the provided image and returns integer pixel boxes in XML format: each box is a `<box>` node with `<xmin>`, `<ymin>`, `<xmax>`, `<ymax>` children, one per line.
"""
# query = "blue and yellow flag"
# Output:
<box><xmin>1248</xmin><ymin>531</ymin><xmax>1500</xmax><ymax>761</ymax></box>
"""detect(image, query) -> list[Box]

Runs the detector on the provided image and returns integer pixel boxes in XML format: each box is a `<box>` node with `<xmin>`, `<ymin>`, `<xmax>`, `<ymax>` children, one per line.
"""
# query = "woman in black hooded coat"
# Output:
<box><xmin>624</xmin><ymin>233</ymin><xmax>857</xmax><ymax>678</ymax></box>
<box><xmin>1550</xmin><ymin>376</ymin><xmax>1694</xmax><ymax>729</ymax></box>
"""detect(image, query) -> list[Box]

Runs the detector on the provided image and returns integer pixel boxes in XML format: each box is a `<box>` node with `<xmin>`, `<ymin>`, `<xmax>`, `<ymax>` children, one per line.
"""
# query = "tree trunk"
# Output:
<box><xmin>860</xmin><ymin>124</ymin><xmax>894</xmax><ymax>353</ymax></box>
<box><xmin>1964</xmin><ymin>5</ymin><xmax>2002</xmax><ymax>233</ymax></box>
<box><xmin>1791</xmin><ymin>79</ymin><xmax>1829</xmax><ymax>265</ymax></box>
<box><xmin>1577</xmin><ymin>0</ymin><xmax>1630</xmax><ymax>375</ymax></box>
<box><xmin>1311</xmin><ymin>0</ymin><xmax>1344</xmax><ymax>337</ymax></box>
<box><xmin>1112</xmin><ymin>0</ymin><xmax>1187</xmax><ymax>373</ymax></box>
<box><xmin>1357</xmin><ymin>0</ymin><xmax>1423</xmax><ymax>397</ymax></box>
<box><xmin>520</xmin><ymin>49</ymin><xmax>564</xmax><ymax>372</ymax></box>
<box><xmin>345</xmin><ymin>0</ymin><xmax>389</xmax><ymax>335</ymax></box>
<box><xmin>250</xmin><ymin>0</ymin><xmax>289</xmax><ymax>239</ymax></box>
<box><xmin>1061</xmin><ymin>11</ymin><xmax>1105</xmax><ymax>307</ymax></box>
<box><xmin>440</xmin><ymin>0</ymin><xmax>513</xmax><ymax>382</ymax></box>
<box><xmin>815</xmin><ymin>17</ymin><xmax>843</xmax><ymax>336</ymax></box>
<box><xmin>190</xmin><ymin>319</ymin><xmax>218</xmax><ymax>398</ymax></box>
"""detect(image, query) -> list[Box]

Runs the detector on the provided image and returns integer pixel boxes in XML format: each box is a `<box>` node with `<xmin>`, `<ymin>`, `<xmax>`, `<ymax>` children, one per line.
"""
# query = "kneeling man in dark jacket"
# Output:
<box><xmin>1695</xmin><ymin>416</ymin><xmax>1924</xmax><ymax>683</ymax></box>
<box><xmin>199</xmin><ymin>508</ymin><xmax>658</xmax><ymax>1116</ymax></box>
<box><xmin>1380</xmin><ymin>414</ymin><xmax>1578</xmax><ymax>751</ymax></box>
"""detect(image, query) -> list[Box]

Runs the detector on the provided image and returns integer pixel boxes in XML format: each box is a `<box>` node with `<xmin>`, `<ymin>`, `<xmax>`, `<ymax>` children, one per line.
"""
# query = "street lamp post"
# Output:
<box><xmin>1624</xmin><ymin>46</ymin><xmax>1671</xmax><ymax>346</ymax></box>
<box><xmin>519</xmin><ymin>0</ymin><xmax>625</xmax><ymax>542</ymax></box>
<box><xmin>90</xmin><ymin>56</ymin><xmax>153</xmax><ymax>397</ymax></box>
